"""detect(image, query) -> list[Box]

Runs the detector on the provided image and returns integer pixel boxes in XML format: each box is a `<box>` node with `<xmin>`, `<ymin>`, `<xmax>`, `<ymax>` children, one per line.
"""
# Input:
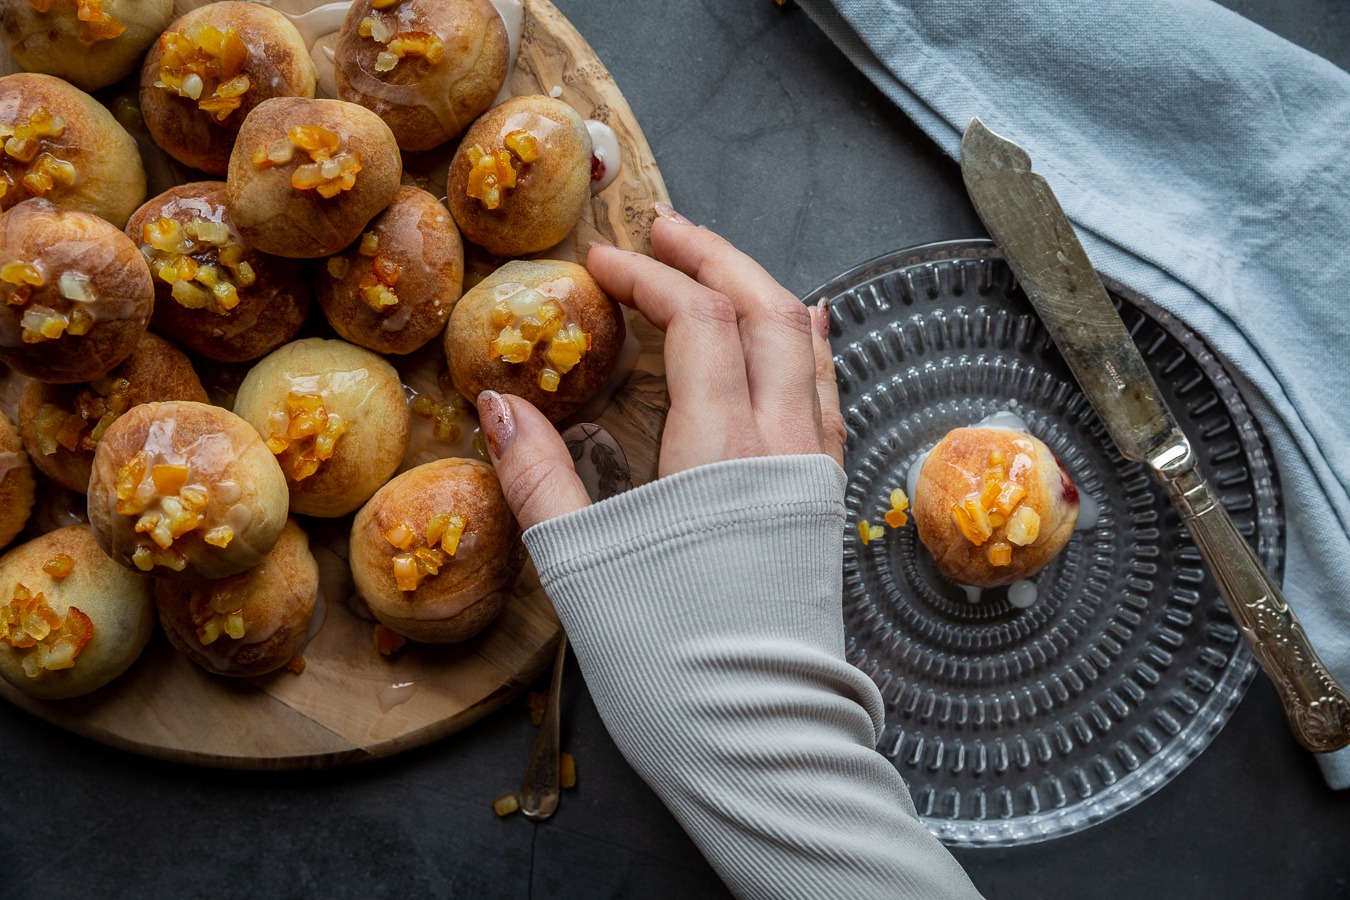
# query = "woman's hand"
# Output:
<box><xmin>477</xmin><ymin>204</ymin><xmax>845</xmax><ymax>530</ymax></box>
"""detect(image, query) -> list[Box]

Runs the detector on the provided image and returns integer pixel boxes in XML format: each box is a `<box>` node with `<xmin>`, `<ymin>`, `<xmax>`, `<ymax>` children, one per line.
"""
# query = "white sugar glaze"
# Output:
<box><xmin>586</xmin><ymin>119</ymin><xmax>622</xmax><ymax>193</ymax></box>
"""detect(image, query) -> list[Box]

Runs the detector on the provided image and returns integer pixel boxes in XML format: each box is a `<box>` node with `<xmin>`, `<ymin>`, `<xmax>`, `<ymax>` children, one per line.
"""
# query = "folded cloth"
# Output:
<box><xmin>795</xmin><ymin>0</ymin><xmax>1350</xmax><ymax>786</ymax></box>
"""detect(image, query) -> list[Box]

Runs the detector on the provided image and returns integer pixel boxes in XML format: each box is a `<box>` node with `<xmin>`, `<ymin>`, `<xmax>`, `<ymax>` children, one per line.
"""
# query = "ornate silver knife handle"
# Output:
<box><xmin>1154</xmin><ymin>445</ymin><xmax>1350</xmax><ymax>753</ymax></box>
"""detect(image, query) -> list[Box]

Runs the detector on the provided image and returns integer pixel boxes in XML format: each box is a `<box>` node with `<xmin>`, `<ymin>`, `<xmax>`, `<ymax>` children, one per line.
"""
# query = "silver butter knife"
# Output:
<box><xmin>959</xmin><ymin>117</ymin><xmax>1350</xmax><ymax>753</ymax></box>
<box><xmin>519</xmin><ymin>423</ymin><xmax>632</xmax><ymax>820</ymax></box>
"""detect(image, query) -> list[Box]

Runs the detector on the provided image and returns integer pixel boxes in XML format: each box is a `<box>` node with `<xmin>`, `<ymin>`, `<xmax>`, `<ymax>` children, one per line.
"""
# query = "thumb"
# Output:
<box><xmin>476</xmin><ymin>390</ymin><xmax>590</xmax><ymax>531</ymax></box>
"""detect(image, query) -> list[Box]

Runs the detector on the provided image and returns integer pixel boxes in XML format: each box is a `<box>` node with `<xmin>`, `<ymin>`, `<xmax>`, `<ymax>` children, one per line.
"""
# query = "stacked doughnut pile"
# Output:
<box><xmin>0</xmin><ymin>0</ymin><xmax>625</xmax><ymax>699</ymax></box>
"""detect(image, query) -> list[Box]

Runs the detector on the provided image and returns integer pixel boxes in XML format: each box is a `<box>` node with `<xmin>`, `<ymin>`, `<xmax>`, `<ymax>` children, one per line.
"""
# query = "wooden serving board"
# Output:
<box><xmin>0</xmin><ymin>0</ymin><xmax>669</xmax><ymax>768</ymax></box>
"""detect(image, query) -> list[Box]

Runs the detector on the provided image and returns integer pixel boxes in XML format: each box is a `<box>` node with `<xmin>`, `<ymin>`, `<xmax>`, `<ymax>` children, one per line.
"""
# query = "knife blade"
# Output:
<box><xmin>959</xmin><ymin>117</ymin><xmax>1350</xmax><ymax>753</ymax></box>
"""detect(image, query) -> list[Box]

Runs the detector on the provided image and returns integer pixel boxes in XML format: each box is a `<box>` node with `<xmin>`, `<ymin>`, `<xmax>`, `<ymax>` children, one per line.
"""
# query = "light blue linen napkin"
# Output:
<box><xmin>795</xmin><ymin>0</ymin><xmax>1350</xmax><ymax>787</ymax></box>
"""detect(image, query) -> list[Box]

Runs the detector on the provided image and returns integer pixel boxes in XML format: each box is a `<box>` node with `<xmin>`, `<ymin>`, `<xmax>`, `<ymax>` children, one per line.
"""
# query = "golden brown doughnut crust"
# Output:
<box><xmin>138</xmin><ymin>2</ymin><xmax>316</xmax><ymax>175</ymax></box>
<box><xmin>334</xmin><ymin>0</ymin><xmax>508</xmax><ymax>152</ymax></box>
<box><xmin>0</xmin><ymin>72</ymin><xmax>146</xmax><ymax>228</ymax></box>
<box><xmin>444</xmin><ymin>259</ymin><xmax>623</xmax><ymax>423</ymax></box>
<box><xmin>0</xmin><ymin>0</ymin><xmax>174</xmax><ymax>92</ymax></box>
<box><xmin>125</xmin><ymin>182</ymin><xmax>311</xmax><ymax>362</ymax></box>
<box><xmin>18</xmin><ymin>330</ymin><xmax>208</xmax><ymax>493</ymax></box>
<box><xmin>225</xmin><ymin>96</ymin><xmax>402</xmax><ymax>258</ymax></box>
<box><xmin>445</xmin><ymin>95</ymin><xmax>593</xmax><ymax>257</ymax></box>
<box><xmin>0</xmin><ymin>524</ymin><xmax>154</xmax><ymax>700</ymax></box>
<box><xmin>155</xmin><ymin>517</ymin><xmax>320</xmax><ymax>678</ymax></box>
<box><xmin>317</xmin><ymin>185</ymin><xmax>464</xmax><ymax>355</ymax></box>
<box><xmin>350</xmin><ymin>458</ymin><xmax>522</xmax><ymax>643</ymax></box>
<box><xmin>0</xmin><ymin>409</ymin><xmax>35</xmax><ymax>549</ymax></box>
<box><xmin>232</xmin><ymin>338</ymin><xmax>412</xmax><ymax>518</ymax></box>
<box><xmin>87</xmin><ymin>400</ymin><xmax>289</xmax><ymax>581</ymax></box>
<box><xmin>912</xmin><ymin>426</ymin><xmax>1080</xmax><ymax>589</ymax></box>
<box><xmin>0</xmin><ymin>199</ymin><xmax>153</xmax><ymax>383</ymax></box>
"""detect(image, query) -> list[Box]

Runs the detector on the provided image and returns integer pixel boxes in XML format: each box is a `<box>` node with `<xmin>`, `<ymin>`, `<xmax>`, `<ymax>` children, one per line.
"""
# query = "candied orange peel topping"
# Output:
<box><xmin>266</xmin><ymin>392</ymin><xmax>349</xmax><ymax>481</ymax></box>
<box><xmin>504</xmin><ymin>130</ymin><xmax>539</xmax><ymax>164</ymax></box>
<box><xmin>1</xmin><ymin>107</ymin><xmax>66</xmax><ymax>162</ymax></box>
<box><xmin>141</xmin><ymin>216</ymin><xmax>255</xmax><ymax>314</ymax></box>
<box><xmin>950</xmin><ymin>446</ymin><xmax>1042</xmax><ymax>565</ymax></box>
<box><xmin>465</xmin><ymin>130</ymin><xmax>543</xmax><ymax>211</ymax></box>
<box><xmin>41</xmin><ymin>554</ymin><xmax>75</xmax><ymax>579</ymax></box>
<box><xmin>19</xmin><ymin>304</ymin><xmax>91</xmax><ymax>343</ymax></box>
<box><xmin>1</xmin><ymin>583</ymin><xmax>93</xmax><ymax>677</ymax></box>
<box><xmin>254</xmin><ymin>125</ymin><xmax>363</xmax><ymax>199</ymax></box>
<box><xmin>116</xmin><ymin>452</ymin><xmax>223</xmax><ymax>572</ymax></box>
<box><xmin>1</xmin><ymin>260</ymin><xmax>43</xmax><ymax>308</ymax></box>
<box><xmin>465</xmin><ymin>144</ymin><xmax>515</xmax><ymax>210</ymax></box>
<box><xmin>857</xmin><ymin>520</ymin><xmax>885</xmax><ymax>546</ymax></box>
<box><xmin>410</xmin><ymin>391</ymin><xmax>464</xmax><ymax>442</ymax></box>
<box><xmin>387</xmin><ymin>511</ymin><xmax>467</xmax><ymax>592</ymax></box>
<box><xmin>0</xmin><ymin>107</ymin><xmax>76</xmax><ymax>207</ymax></box>
<box><xmin>31</xmin><ymin>376</ymin><xmax>132</xmax><ymax>459</ymax></box>
<box><xmin>188</xmin><ymin>575</ymin><xmax>248</xmax><ymax>645</ymax></box>
<box><xmin>883</xmin><ymin>487</ymin><xmax>910</xmax><ymax>528</ymax></box>
<box><xmin>74</xmin><ymin>0</ymin><xmax>124</xmax><ymax>43</ymax></box>
<box><xmin>373</xmin><ymin>623</ymin><xmax>406</xmax><ymax>657</ymax></box>
<box><xmin>488</xmin><ymin>287</ymin><xmax>591</xmax><ymax>393</ymax></box>
<box><xmin>0</xmin><ymin>261</ymin><xmax>43</xmax><ymax>289</ymax></box>
<box><xmin>331</xmin><ymin>231</ymin><xmax>404</xmax><ymax>313</ymax></box>
<box><xmin>358</xmin><ymin>14</ymin><xmax>445</xmax><ymax>73</ymax></box>
<box><xmin>25</xmin><ymin>0</ymin><xmax>124</xmax><ymax>44</ymax></box>
<box><xmin>155</xmin><ymin>22</ymin><xmax>250</xmax><ymax>121</ymax></box>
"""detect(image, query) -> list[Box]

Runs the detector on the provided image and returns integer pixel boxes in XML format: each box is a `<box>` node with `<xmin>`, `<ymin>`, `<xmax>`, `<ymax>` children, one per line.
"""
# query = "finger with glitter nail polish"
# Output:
<box><xmin>654</xmin><ymin>201</ymin><xmax>694</xmax><ymax>225</ymax></box>
<box><xmin>475</xmin><ymin>391</ymin><xmax>590</xmax><ymax>529</ymax></box>
<box><xmin>477</xmin><ymin>390</ymin><xmax>516</xmax><ymax>460</ymax></box>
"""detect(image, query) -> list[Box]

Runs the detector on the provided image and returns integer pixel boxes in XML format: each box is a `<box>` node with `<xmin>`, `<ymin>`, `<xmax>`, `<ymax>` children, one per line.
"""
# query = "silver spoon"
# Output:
<box><xmin>519</xmin><ymin>423</ymin><xmax>631</xmax><ymax>821</ymax></box>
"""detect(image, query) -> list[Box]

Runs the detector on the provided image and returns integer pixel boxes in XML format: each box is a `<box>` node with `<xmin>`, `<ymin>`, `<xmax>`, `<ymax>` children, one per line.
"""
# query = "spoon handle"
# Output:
<box><xmin>520</xmin><ymin>634</ymin><xmax>568</xmax><ymax>819</ymax></box>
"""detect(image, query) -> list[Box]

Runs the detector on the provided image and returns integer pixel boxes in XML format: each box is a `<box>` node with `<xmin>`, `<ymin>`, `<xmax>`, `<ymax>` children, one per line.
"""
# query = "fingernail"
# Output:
<box><xmin>477</xmin><ymin>390</ymin><xmax>515</xmax><ymax>460</ymax></box>
<box><xmin>817</xmin><ymin>297</ymin><xmax>831</xmax><ymax>340</ymax></box>
<box><xmin>654</xmin><ymin>201</ymin><xmax>694</xmax><ymax>226</ymax></box>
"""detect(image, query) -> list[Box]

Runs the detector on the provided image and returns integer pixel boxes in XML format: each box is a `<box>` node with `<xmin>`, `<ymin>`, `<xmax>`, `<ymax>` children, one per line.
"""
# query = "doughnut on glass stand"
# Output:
<box><xmin>807</xmin><ymin>240</ymin><xmax>1282</xmax><ymax>846</ymax></box>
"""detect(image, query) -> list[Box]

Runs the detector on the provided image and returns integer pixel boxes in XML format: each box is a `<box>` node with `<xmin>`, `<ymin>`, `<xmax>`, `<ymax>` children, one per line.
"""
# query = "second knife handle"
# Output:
<box><xmin>1160</xmin><ymin>461</ymin><xmax>1350</xmax><ymax>753</ymax></box>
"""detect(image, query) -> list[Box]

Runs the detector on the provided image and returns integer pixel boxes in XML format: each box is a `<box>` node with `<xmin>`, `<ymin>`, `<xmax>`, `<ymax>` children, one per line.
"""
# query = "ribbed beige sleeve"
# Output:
<box><xmin>524</xmin><ymin>455</ymin><xmax>982</xmax><ymax>900</ymax></box>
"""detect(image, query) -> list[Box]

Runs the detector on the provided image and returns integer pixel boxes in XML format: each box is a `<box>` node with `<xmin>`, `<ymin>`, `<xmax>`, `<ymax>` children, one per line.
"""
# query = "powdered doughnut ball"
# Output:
<box><xmin>225</xmin><ymin>96</ymin><xmax>401</xmax><ymax>258</ymax></box>
<box><xmin>139</xmin><ymin>1</ymin><xmax>316</xmax><ymax>175</ymax></box>
<box><xmin>155</xmin><ymin>517</ymin><xmax>320</xmax><ymax>678</ymax></box>
<box><xmin>350</xmin><ymin>458</ymin><xmax>522</xmax><ymax>644</ymax></box>
<box><xmin>317</xmin><ymin>185</ymin><xmax>463</xmax><ymax>355</ymax></box>
<box><xmin>87</xmin><ymin>400</ymin><xmax>289</xmax><ymax>580</ymax></box>
<box><xmin>444</xmin><ymin>94</ymin><xmax>592</xmax><ymax>257</ymax></box>
<box><xmin>0</xmin><ymin>199</ymin><xmax>153</xmax><ymax>383</ymax></box>
<box><xmin>0</xmin><ymin>524</ymin><xmax>153</xmax><ymax>700</ymax></box>
<box><xmin>334</xmin><ymin>0</ymin><xmax>508</xmax><ymax>151</ymax></box>
<box><xmin>126</xmin><ymin>181</ymin><xmax>311</xmax><ymax>362</ymax></box>
<box><xmin>0</xmin><ymin>0</ymin><xmax>174</xmax><ymax>92</ymax></box>
<box><xmin>912</xmin><ymin>426</ymin><xmax>1079</xmax><ymax>589</ymax></box>
<box><xmin>232</xmin><ymin>338</ymin><xmax>411</xmax><ymax>518</ymax></box>
<box><xmin>0</xmin><ymin>72</ymin><xmax>146</xmax><ymax>228</ymax></box>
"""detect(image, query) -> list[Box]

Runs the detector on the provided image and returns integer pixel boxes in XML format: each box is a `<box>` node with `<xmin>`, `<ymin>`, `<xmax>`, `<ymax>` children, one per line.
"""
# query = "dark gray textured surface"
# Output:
<box><xmin>3</xmin><ymin>2</ymin><xmax>1348</xmax><ymax>897</ymax></box>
